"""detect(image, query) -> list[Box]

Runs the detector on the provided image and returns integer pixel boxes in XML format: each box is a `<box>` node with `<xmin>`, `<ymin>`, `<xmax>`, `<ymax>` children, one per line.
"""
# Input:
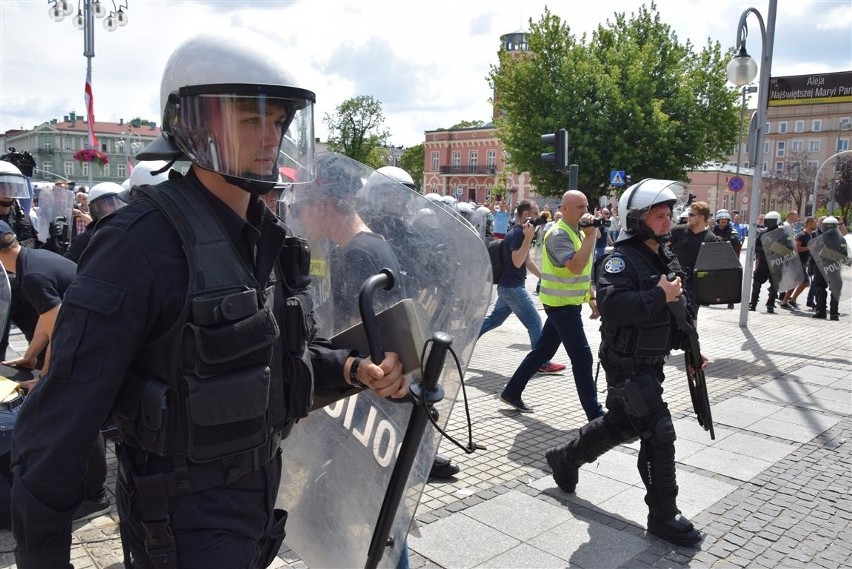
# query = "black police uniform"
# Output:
<box><xmin>749</xmin><ymin>226</ymin><xmax>778</xmax><ymax>311</ymax></box>
<box><xmin>11</xmin><ymin>170</ymin><xmax>355</xmax><ymax>569</ymax></box>
<box><xmin>546</xmin><ymin>237</ymin><xmax>700</xmax><ymax>542</ymax></box>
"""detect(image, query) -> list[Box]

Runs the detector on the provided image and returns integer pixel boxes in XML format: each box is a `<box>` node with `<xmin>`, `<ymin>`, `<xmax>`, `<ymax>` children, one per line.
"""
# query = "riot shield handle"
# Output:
<box><xmin>358</xmin><ymin>268</ymin><xmax>396</xmax><ymax>364</ymax></box>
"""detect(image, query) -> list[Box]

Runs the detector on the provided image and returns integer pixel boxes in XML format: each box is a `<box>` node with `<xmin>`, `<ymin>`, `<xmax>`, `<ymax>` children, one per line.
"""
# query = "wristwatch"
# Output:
<box><xmin>349</xmin><ymin>357</ymin><xmax>367</xmax><ymax>389</ymax></box>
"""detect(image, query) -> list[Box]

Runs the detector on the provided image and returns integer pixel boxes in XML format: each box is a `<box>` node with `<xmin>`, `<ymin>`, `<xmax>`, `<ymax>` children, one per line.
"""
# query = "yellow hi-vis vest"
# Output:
<box><xmin>539</xmin><ymin>219</ymin><xmax>592</xmax><ymax>307</ymax></box>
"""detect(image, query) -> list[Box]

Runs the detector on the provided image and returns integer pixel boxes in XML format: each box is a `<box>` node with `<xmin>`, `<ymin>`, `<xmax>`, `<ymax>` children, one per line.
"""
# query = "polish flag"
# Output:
<box><xmin>85</xmin><ymin>67</ymin><xmax>98</xmax><ymax>148</ymax></box>
<box><xmin>127</xmin><ymin>157</ymin><xmax>134</xmax><ymax>174</ymax></box>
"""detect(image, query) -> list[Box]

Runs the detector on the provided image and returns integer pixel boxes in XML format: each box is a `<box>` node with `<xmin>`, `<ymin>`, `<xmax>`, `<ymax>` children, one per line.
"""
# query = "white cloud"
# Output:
<box><xmin>2</xmin><ymin>0</ymin><xmax>850</xmax><ymax>147</ymax></box>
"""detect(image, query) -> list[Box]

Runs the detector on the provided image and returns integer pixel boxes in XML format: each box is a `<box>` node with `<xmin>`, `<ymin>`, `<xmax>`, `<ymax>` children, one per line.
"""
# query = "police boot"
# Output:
<box><xmin>545</xmin><ymin>445</ymin><xmax>580</xmax><ymax>493</ymax></box>
<box><xmin>647</xmin><ymin>512</ymin><xmax>703</xmax><ymax>547</ymax></box>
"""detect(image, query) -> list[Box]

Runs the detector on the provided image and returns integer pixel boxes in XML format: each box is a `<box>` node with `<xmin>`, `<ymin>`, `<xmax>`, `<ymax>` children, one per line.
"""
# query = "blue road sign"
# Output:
<box><xmin>610</xmin><ymin>170</ymin><xmax>625</xmax><ymax>186</ymax></box>
<box><xmin>728</xmin><ymin>175</ymin><xmax>745</xmax><ymax>193</ymax></box>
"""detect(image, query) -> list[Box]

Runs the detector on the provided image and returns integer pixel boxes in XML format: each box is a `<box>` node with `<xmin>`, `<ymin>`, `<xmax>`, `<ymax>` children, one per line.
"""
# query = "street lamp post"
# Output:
<box><xmin>120</xmin><ymin>130</ymin><xmax>143</xmax><ymax>179</ymax></box>
<box><xmin>726</xmin><ymin>0</ymin><xmax>777</xmax><ymax>328</ymax></box>
<box><xmin>48</xmin><ymin>1</ymin><xmax>130</xmax><ymax>187</ymax></box>
<box><xmin>733</xmin><ymin>84</ymin><xmax>758</xmax><ymax>213</ymax></box>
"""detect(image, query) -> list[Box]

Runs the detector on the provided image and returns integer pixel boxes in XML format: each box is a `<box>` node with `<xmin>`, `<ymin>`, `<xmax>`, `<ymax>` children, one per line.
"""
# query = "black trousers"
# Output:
<box><xmin>118</xmin><ymin>453</ymin><xmax>284</xmax><ymax>569</ymax></box>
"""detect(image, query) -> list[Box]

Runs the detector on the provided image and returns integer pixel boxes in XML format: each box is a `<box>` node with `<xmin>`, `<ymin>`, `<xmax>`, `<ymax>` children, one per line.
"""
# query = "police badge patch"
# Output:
<box><xmin>605</xmin><ymin>257</ymin><xmax>626</xmax><ymax>273</ymax></box>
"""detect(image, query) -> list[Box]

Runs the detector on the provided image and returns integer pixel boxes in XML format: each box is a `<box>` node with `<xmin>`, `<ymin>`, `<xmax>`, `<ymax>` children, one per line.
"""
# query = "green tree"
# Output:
<box><xmin>400</xmin><ymin>144</ymin><xmax>425</xmax><ymax>189</ymax></box>
<box><xmin>489</xmin><ymin>3</ymin><xmax>739</xmax><ymax>198</ymax></box>
<box><xmin>323</xmin><ymin>95</ymin><xmax>390</xmax><ymax>165</ymax></box>
<box><xmin>450</xmin><ymin>120</ymin><xmax>487</xmax><ymax>129</ymax></box>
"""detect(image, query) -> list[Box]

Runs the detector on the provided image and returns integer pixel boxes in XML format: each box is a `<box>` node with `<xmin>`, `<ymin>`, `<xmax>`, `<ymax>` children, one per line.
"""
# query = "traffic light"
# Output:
<box><xmin>540</xmin><ymin>128</ymin><xmax>569</xmax><ymax>173</ymax></box>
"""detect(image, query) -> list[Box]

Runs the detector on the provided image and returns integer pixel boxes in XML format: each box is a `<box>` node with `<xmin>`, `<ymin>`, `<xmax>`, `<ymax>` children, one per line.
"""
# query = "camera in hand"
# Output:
<box><xmin>528</xmin><ymin>215</ymin><xmax>548</xmax><ymax>228</ymax></box>
<box><xmin>579</xmin><ymin>217</ymin><xmax>611</xmax><ymax>229</ymax></box>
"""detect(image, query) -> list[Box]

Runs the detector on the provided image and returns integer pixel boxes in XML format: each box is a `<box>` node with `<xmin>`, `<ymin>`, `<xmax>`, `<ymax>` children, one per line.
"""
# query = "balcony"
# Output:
<box><xmin>439</xmin><ymin>165</ymin><xmax>498</xmax><ymax>175</ymax></box>
<box><xmin>37</xmin><ymin>148</ymin><xmax>54</xmax><ymax>155</ymax></box>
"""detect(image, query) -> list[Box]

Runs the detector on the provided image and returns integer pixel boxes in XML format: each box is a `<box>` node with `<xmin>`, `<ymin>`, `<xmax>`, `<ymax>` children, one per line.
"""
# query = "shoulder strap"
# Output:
<box><xmin>138</xmin><ymin>181</ymin><xmax>257</xmax><ymax>298</ymax></box>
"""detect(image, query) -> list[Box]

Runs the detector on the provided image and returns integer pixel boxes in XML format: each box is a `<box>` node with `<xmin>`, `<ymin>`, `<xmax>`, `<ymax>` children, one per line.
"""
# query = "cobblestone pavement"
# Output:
<box><xmin>0</xmin><ymin>258</ymin><xmax>850</xmax><ymax>568</ymax></box>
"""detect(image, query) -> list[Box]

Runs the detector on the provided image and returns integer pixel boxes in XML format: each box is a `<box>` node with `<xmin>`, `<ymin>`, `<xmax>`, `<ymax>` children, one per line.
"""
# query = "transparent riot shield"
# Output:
<box><xmin>277</xmin><ymin>152</ymin><xmax>492</xmax><ymax>568</ymax></box>
<box><xmin>36</xmin><ymin>185</ymin><xmax>75</xmax><ymax>247</ymax></box>
<box><xmin>761</xmin><ymin>226</ymin><xmax>805</xmax><ymax>293</ymax></box>
<box><xmin>808</xmin><ymin>228</ymin><xmax>851</xmax><ymax>306</ymax></box>
<box><xmin>0</xmin><ymin>268</ymin><xmax>10</xmax><ymax>345</ymax></box>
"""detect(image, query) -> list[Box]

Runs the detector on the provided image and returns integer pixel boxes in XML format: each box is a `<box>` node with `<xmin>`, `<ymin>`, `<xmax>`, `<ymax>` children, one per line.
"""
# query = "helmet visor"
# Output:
<box><xmin>89</xmin><ymin>194</ymin><xmax>126</xmax><ymax>220</ymax></box>
<box><xmin>0</xmin><ymin>172</ymin><xmax>32</xmax><ymax>200</ymax></box>
<box><xmin>168</xmin><ymin>84</ymin><xmax>316</xmax><ymax>187</ymax></box>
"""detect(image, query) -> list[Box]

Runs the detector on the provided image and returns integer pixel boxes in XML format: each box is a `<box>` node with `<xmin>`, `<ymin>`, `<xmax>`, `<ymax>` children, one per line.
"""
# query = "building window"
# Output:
<box><xmin>794</xmin><ymin>120</ymin><xmax>804</xmax><ymax>133</ymax></box>
<box><xmin>791</xmin><ymin>140</ymin><xmax>803</xmax><ymax>152</ymax></box>
<box><xmin>82</xmin><ymin>162</ymin><xmax>90</xmax><ymax>176</ymax></box>
<box><xmin>841</xmin><ymin>117</ymin><xmax>851</xmax><ymax>130</ymax></box>
<box><xmin>775</xmin><ymin>162</ymin><xmax>783</xmax><ymax>172</ymax></box>
<box><xmin>64</xmin><ymin>161</ymin><xmax>74</xmax><ymax>177</ymax></box>
<box><xmin>451</xmin><ymin>152</ymin><xmax>460</xmax><ymax>170</ymax></box>
<box><xmin>117</xmin><ymin>164</ymin><xmax>126</xmax><ymax>178</ymax></box>
<box><xmin>765</xmin><ymin>122</ymin><xmax>771</xmax><ymax>134</ymax></box>
<box><xmin>469</xmin><ymin>151</ymin><xmax>478</xmax><ymax>173</ymax></box>
<box><xmin>812</xmin><ymin>119</ymin><xmax>822</xmax><ymax>132</ymax></box>
<box><xmin>807</xmin><ymin>160</ymin><xmax>818</xmax><ymax>171</ymax></box>
<box><xmin>809</xmin><ymin>140</ymin><xmax>820</xmax><ymax>152</ymax></box>
<box><xmin>839</xmin><ymin>138</ymin><xmax>850</xmax><ymax>152</ymax></box>
<box><xmin>101</xmin><ymin>142</ymin><xmax>108</xmax><ymax>152</ymax></box>
<box><xmin>63</xmin><ymin>137</ymin><xmax>73</xmax><ymax>150</ymax></box>
<box><xmin>102</xmin><ymin>164</ymin><xmax>110</xmax><ymax>177</ymax></box>
<box><xmin>116</xmin><ymin>140</ymin><xmax>125</xmax><ymax>153</ymax></box>
<box><xmin>43</xmin><ymin>142</ymin><xmax>52</xmax><ymax>153</ymax></box>
<box><xmin>764</xmin><ymin>141</ymin><xmax>771</xmax><ymax>154</ymax></box>
<box><xmin>778</xmin><ymin>122</ymin><xmax>788</xmax><ymax>133</ymax></box>
<box><xmin>42</xmin><ymin>162</ymin><xmax>52</xmax><ymax>173</ymax></box>
<box><xmin>431</xmin><ymin>152</ymin><xmax>439</xmax><ymax>171</ymax></box>
<box><xmin>486</xmin><ymin>149</ymin><xmax>496</xmax><ymax>169</ymax></box>
<box><xmin>776</xmin><ymin>141</ymin><xmax>785</xmax><ymax>157</ymax></box>
<box><xmin>762</xmin><ymin>161</ymin><xmax>767</xmax><ymax>172</ymax></box>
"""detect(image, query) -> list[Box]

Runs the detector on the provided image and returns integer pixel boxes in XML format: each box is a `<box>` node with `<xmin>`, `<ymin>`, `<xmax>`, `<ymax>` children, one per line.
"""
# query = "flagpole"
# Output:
<box><xmin>84</xmin><ymin>0</ymin><xmax>95</xmax><ymax>188</ymax></box>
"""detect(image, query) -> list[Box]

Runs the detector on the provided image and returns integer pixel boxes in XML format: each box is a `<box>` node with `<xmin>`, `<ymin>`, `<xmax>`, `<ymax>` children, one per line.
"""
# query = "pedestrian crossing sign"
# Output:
<box><xmin>610</xmin><ymin>170</ymin><xmax>625</xmax><ymax>186</ymax></box>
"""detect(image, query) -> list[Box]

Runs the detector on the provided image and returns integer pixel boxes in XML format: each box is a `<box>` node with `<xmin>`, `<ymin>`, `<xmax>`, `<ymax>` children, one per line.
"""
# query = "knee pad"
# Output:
<box><xmin>653</xmin><ymin>415</ymin><xmax>676</xmax><ymax>445</ymax></box>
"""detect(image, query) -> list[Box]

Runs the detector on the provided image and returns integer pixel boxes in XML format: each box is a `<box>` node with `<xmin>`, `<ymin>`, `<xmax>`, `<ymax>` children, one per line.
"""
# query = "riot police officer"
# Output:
<box><xmin>712</xmin><ymin>209</ymin><xmax>742</xmax><ymax>308</ymax></box>
<box><xmin>545</xmin><ymin>179</ymin><xmax>704</xmax><ymax>546</ymax></box>
<box><xmin>749</xmin><ymin>210</ymin><xmax>782</xmax><ymax>313</ymax></box>
<box><xmin>0</xmin><ymin>161</ymin><xmax>38</xmax><ymax>249</ymax></box>
<box><xmin>11</xmin><ymin>30</ymin><xmax>406</xmax><ymax>569</ymax></box>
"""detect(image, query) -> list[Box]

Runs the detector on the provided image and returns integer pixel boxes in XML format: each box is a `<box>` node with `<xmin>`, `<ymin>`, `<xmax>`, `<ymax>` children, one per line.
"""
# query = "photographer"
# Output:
<box><xmin>499</xmin><ymin>190</ymin><xmax>603</xmax><ymax>419</ymax></box>
<box><xmin>479</xmin><ymin>200</ymin><xmax>567</xmax><ymax>391</ymax></box>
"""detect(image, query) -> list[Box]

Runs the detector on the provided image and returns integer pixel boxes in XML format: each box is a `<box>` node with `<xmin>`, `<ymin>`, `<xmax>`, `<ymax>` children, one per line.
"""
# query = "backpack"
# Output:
<box><xmin>487</xmin><ymin>238</ymin><xmax>506</xmax><ymax>283</ymax></box>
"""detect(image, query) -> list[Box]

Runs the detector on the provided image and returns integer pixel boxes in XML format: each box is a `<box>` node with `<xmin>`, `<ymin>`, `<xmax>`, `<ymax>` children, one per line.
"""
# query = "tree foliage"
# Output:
<box><xmin>323</xmin><ymin>95</ymin><xmax>390</xmax><ymax>165</ymax></box>
<box><xmin>449</xmin><ymin>120</ymin><xmax>487</xmax><ymax>129</ymax></box>
<box><xmin>400</xmin><ymin>144</ymin><xmax>425</xmax><ymax>189</ymax></box>
<box><xmin>764</xmin><ymin>150</ymin><xmax>819</xmax><ymax>215</ymax></box>
<box><xmin>488</xmin><ymin>3</ymin><xmax>740</xmax><ymax>198</ymax></box>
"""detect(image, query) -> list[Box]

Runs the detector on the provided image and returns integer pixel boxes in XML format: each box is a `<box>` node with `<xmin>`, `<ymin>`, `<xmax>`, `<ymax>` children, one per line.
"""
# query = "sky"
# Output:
<box><xmin>1</xmin><ymin>0</ymin><xmax>851</xmax><ymax>148</ymax></box>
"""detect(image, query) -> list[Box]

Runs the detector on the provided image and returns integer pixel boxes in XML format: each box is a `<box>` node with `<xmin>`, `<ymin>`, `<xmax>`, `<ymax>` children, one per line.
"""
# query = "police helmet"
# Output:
<box><xmin>821</xmin><ymin>216</ymin><xmax>839</xmax><ymax>232</ymax></box>
<box><xmin>456</xmin><ymin>201</ymin><xmax>475</xmax><ymax>219</ymax></box>
<box><xmin>0</xmin><ymin>161</ymin><xmax>31</xmax><ymax>200</ymax></box>
<box><xmin>128</xmin><ymin>160</ymin><xmax>171</xmax><ymax>190</ymax></box>
<box><xmin>374</xmin><ymin>166</ymin><xmax>416</xmax><ymax>191</ymax></box>
<box><xmin>715</xmin><ymin>209</ymin><xmax>732</xmax><ymax>221</ymax></box>
<box><xmin>136</xmin><ymin>30</ymin><xmax>316</xmax><ymax>195</ymax></box>
<box><xmin>88</xmin><ymin>182</ymin><xmax>127</xmax><ymax>220</ymax></box>
<box><xmin>616</xmin><ymin>178</ymin><xmax>682</xmax><ymax>243</ymax></box>
<box><xmin>424</xmin><ymin>193</ymin><xmax>443</xmax><ymax>203</ymax></box>
<box><xmin>440</xmin><ymin>195</ymin><xmax>457</xmax><ymax>208</ymax></box>
<box><xmin>764</xmin><ymin>210</ymin><xmax>782</xmax><ymax>230</ymax></box>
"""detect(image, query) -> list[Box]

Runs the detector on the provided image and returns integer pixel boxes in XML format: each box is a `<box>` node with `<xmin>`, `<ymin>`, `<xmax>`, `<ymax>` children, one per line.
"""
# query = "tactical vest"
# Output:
<box><xmin>539</xmin><ymin>219</ymin><xmax>592</xmax><ymax>307</ymax></box>
<box><xmin>599</xmin><ymin>242</ymin><xmax>675</xmax><ymax>359</ymax></box>
<box><xmin>113</xmin><ymin>179</ymin><xmax>316</xmax><ymax>471</ymax></box>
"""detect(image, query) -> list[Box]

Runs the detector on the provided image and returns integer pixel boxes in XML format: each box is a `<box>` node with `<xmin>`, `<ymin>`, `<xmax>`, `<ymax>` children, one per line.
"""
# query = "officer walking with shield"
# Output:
<box><xmin>11</xmin><ymin>31</ymin><xmax>406</xmax><ymax>569</ymax></box>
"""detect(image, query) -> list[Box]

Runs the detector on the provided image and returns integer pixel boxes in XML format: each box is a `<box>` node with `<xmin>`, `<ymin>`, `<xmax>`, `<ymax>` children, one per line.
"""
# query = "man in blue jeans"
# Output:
<box><xmin>479</xmin><ymin>200</ymin><xmax>566</xmax><ymax>375</ymax></box>
<box><xmin>499</xmin><ymin>191</ymin><xmax>604</xmax><ymax>419</ymax></box>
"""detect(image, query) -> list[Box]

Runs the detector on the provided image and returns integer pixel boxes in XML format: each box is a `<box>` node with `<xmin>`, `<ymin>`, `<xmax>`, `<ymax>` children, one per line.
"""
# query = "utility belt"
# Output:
<box><xmin>118</xmin><ymin>427</ymin><xmax>288</xmax><ymax>498</ymax></box>
<box><xmin>600</xmin><ymin>343</ymin><xmax>666</xmax><ymax>379</ymax></box>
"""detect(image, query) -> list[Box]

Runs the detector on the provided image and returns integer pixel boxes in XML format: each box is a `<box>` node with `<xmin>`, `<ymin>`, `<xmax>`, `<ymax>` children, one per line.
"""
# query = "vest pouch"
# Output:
<box><xmin>183</xmin><ymin>306</ymin><xmax>280</xmax><ymax>378</ymax></box>
<box><xmin>113</xmin><ymin>377</ymin><xmax>173</xmax><ymax>456</ymax></box>
<box><xmin>184</xmin><ymin>365</ymin><xmax>271</xmax><ymax>463</ymax></box>
<box><xmin>633</xmin><ymin>321</ymin><xmax>672</xmax><ymax>358</ymax></box>
<box><xmin>284</xmin><ymin>344</ymin><xmax>315</xmax><ymax>421</ymax></box>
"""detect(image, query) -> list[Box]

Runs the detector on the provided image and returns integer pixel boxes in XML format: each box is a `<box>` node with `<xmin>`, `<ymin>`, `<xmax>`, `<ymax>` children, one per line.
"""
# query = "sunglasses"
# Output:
<box><xmin>687</xmin><ymin>212</ymin><xmax>699</xmax><ymax>217</ymax></box>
